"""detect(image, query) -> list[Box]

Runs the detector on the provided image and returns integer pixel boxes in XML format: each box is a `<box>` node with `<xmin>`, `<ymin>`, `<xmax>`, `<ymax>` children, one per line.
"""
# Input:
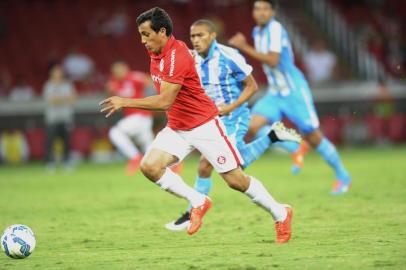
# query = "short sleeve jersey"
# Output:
<box><xmin>194</xmin><ymin>40</ymin><xmax>253</xmax><ymax>121</ymax></box>
<box><xmin>109</xmin><ymin>71</ymin><xmax>152</xmax><ymax>117</ymax></box>
<box><xmin>149</xmin><ymin>36</ymin><xmax>218</xmax><ymax>130</ymax></box>
<box><xmin>252</xmin><ymin>18</ymin><xmax>306</xmax><ymax>96</ymax></box>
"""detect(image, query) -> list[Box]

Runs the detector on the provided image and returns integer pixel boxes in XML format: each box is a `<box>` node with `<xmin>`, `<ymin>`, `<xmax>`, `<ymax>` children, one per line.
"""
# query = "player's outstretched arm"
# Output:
<box><xmin>218</xmin><ymin>74</ymin><xmax>258</xmax><ymax>115</ymax></box>
<box><xmin>99</xmin><ymin>81</ymin><xmax>181</xmax><ymax>117</ymax></box>
<box><xmin>229</xmin><ymin>32</ymin><xmax>280</xmax><ymax>68</ymax></box>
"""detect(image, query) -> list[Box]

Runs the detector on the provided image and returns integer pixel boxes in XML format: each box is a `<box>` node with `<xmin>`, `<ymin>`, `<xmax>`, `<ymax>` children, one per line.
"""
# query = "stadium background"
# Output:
<box><xmin>0</xmin><ymin>0</ymin><xmax>405</xmax><ymax>164</ymax></box>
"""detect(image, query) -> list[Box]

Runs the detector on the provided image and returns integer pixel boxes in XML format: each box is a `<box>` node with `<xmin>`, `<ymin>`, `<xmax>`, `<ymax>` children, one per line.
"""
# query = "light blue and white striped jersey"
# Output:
<box><xmin>194</xmin><ymin>40</ymin><xmax>253</xmax><ymax>121</ymax></box>
<box><xmin>252</xmin><ymin>18</ymin><xmax>307</xmax><ymax>96</ymax></box>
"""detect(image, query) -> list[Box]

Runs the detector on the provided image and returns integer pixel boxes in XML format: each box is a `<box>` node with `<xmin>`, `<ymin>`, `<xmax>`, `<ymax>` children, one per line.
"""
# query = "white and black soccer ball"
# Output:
<box><xmin>1</xmin><ymin>224</ymin><xmax>36</xmax><ymax>259</ymax></box>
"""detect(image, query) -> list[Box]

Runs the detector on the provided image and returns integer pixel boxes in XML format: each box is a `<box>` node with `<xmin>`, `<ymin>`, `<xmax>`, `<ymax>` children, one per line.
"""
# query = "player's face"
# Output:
<box><xmin>190</xmin><ymin>24</ymin><xmax>216</xmax><ymax>56</ymax></box>
<box><xmin>253</xmin><ymin>1</ymin><xmax>275</xmax><ymax>26</ymax></box>
<box><xmin>138</xmin><ymin>21</ymin><xmax>168</xmax><ymax>54</ymax></box>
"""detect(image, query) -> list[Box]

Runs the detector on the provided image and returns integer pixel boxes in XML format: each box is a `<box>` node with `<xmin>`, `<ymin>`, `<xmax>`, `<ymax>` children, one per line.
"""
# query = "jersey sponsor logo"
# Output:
<box><xmin>169</xmin><ymin>49</ymin><xmax>176</xmax><ymax>77</ymax></box>
<box><xmin>217</xmin><ymin>155</ymin><xmax>226</xmax><ymax>165</ymax></box>
<box><xmin>159</xmin><ymin>59</ymin><xmax>165</xmax><ymax>72</ymax></box>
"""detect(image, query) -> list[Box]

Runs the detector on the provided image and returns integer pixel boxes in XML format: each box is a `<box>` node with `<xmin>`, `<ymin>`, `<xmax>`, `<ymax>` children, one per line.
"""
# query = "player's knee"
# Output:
<box><xmin>140</xmin><ymin>159</ymin><xmax>162</xmax><ymax>181</ymax></box>
<box><xmin>198</xmin><ymin>160</ymin><xmax>213</xmax><ymax>178</ymax></box>
<box><xmin>226</xmin><ymin>175</ymin><xmax>249</xmax><ymax>192</ymax></box>
<box><xmin>305</xmin><ymin>129</ymin><xmax>323</xmax><ymax>148</ymax></box>
<box><xmin>226</xmin><ymin>180</ymin><xmax>244</xmax><ymax>192</ymax></box>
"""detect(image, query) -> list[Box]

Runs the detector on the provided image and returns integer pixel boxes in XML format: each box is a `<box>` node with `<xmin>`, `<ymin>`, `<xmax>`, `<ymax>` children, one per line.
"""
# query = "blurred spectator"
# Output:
<box><xmin>100</xmin><ymin>8</ymin><xmax>130</xmax><ymax>37</ymax></box>
<box><xmin>303</xmin><ymin>39</ymin><xmax>337</xmax><ymax>85</ymax></box>
<box><xmin>88</xmin><ymin>8</ymin><xmax>129</xmax><ymax>38</ymax></box>
<box><xmin>0</xmin><ymin>67</ymin><xmax>12</xmax><ymax>97</ymax></box>
<box><xmin>63</xmin><ymin>48</ymin><xmax>95</xmax><ymax>82</ymax></box>
<box><xmin>0</xmin><ymin>130</ymin><xmax>29</xmax><ymax>164</ymax></box>
<box><xmin>42</xmin><ymin>65</ymin><xmax>77</xmax><ymax>171</ymax></box>
<box><xmin>87</xmin><ymin>9</ymin><xmax>108</xmax><ymax>37</ymax></box>
<box><xmin>8</xmin><ymin>76</ymin><xmax>35</xmax><ymax>102</ymax></box>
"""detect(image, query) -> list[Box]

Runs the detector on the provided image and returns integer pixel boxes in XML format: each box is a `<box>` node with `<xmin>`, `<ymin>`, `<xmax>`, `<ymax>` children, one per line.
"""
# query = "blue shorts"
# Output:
<box><xmin>252</xmin><ymin>83</ymin><xmax>320</xmax><ymax>134</ymax></box>
<box><xmin>221</xmin><ymin>109</ymin><xmax>250</xmax><ymax>151</ymax></box>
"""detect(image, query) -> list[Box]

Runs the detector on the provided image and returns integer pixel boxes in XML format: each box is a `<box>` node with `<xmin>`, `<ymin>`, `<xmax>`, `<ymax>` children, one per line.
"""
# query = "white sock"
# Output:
<box><xmin>244</xmin><ymin>176</ymin><xmax>287</xmax><ymax>221</ymax></box>
<box><xmin>157</xmin><ymin>168</ymin><xmax>206</xmax><ymax>207</ymax></box>
<box><xmin>109</xmin><ymin>127</ymin><xmax>139</xmax><ymax>159</ymax></box>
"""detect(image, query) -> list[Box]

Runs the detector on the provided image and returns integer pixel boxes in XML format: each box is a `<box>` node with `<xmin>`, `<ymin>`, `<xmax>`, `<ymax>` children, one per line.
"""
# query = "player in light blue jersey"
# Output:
<box><xmin>229</xmin><ymin>0</ymin><xmax>351</xmax><ymax>195</ymax></box>
<box><xmin>165</xmin><ymin>19</ymin><xmax>301</xmax><ymax>231</ymax></box>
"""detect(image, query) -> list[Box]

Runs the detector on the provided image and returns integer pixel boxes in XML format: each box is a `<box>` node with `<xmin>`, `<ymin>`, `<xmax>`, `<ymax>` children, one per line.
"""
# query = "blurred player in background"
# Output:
<box><xmin>101</xmin><ymin>7</ymin><xmax>294</xmax><ymax>243</ymax></box>
<box><xmin>165</xmin><ymin>19</ymin><xmax>300</xmax><ymax>231</ymax></box>
<box><xmin>107</xmin><ymin>61</ymin><xmax>154</xmax><ymax>175</ymax></box>
<box><xmin>229</xmin><ymin>0</ymin><xmax>351</xmax><ymax>194</ymax></box>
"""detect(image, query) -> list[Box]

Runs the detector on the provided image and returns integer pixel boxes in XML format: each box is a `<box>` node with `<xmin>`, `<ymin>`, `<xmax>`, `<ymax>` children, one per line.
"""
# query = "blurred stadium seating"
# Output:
<box><xmin>0</xmin><ymin>0</ymin><xmax>405</xmax><ymax>163</ymax></box>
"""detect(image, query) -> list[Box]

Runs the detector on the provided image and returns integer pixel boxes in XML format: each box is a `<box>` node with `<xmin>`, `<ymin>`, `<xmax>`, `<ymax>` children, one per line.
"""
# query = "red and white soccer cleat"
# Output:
<box><xmin>275</xmin><ymin>205</ymin><xmax>293</xmax><ymax>244</ymax></box>
<box><xmin>187</xmin><ymin>197</ymin><xmax>212</xmax><ymax>235</ymax></box>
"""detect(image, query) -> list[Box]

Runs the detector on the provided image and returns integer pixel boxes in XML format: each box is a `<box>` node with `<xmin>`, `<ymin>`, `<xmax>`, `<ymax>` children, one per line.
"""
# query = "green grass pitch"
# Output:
<box><xmin>1</xmin><ymin>146</ymin><xmax>405</xmax><ymax>270</ymax></box>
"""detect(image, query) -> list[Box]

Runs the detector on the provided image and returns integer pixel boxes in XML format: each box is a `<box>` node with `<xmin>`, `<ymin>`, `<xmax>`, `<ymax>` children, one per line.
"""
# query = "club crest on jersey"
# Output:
<box><xmin>151</xmin><ymin>74</ymin><xmax>162</xmax><ymax>84</ymax></box>
<box><xmin>217</xmin><ymin>155</ymin><xmax>226</xmax><ymax>165</ymax></box>
<box><xmin>159</xmin><ymin>59</ymin><xmax>165</xmax><ymax>71</ymax></box>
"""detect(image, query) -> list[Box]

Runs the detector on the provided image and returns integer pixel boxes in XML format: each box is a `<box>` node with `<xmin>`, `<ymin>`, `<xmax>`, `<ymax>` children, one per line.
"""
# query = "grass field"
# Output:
<box><xmin>0</xmin><ymin>146</ymin><xmax>405</xmax><ymax>270</ymax></box>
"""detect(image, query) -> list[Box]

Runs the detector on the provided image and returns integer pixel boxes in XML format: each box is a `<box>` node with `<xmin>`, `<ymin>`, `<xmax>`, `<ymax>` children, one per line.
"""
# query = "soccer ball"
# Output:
<box><xmin>1</xmin><ymin>224</ymin><xmax>36</xmax><ymax>259</ymax></box>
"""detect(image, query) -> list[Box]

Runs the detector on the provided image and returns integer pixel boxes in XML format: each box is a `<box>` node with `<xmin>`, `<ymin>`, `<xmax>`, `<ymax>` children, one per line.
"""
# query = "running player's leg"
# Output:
<box><xmin>133</xmin><ymin>115</ymin><xmax>154</xmax><ymax>153</ymax></box>
<box><xmin>109</xmin><ymin>116</ymin><xmax>141</xmax><ymax>158</ymax></box>
<box><xmin>220</xmin><ymin>168</ymin><xmax>292</xmax><ymax>243</ymax></box>
<box><xmin>192</xmin><ymin>118</ymin><xmax>292</xmax><ymax>243</ymax></box>
<box><xmin>286</xmin><ymin>84</ymin><xmax>351</xmax><ymax>194</ymax></box>
<box><xmin>165</xmin><ymin>117</ymin><xmax>240</xmax><ymax>231</ymax></box>
<box><xmin>235</xmin><ymin>111</ymin><xmax>270</xmax><ymax>167</ymax></box>
<box><xmin>165</xmin><ymin>155</ymin><xmax>213</xmax><ymax>231</ymax></box>
<box><xmin>140</xmin><ymin>127</ymin><xmax>208</xmax><ymax>208</ymax></box>
<box><xmin>250</xmin><ymin>93</ymin><xmax>301</xmax><ymax>160</ymax></box>
<box><xmin>165</xmin><ymin>114</ymin><xmax>302</xmax><ymax>231</ymax></box>
<box><xmin>111</xmin><ymin>114</ymin><xmax>154</xmax><ymax>174</ymax></box>
<box><xmin>240</xmin><ymin>123</ymin><xmax>301</xmax><ymax>169</ymax></box>
<box><xmin>306</xmin><ymin>129</ymin><xmax>351</xmax><ymax>194</ymax></box>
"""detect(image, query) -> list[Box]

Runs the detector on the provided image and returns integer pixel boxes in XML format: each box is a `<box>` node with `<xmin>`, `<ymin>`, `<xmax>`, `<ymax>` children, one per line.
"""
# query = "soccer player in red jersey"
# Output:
<box><xmin>107</xmin><ymin>61</ymin><xmax>154</xmax><ymax>175</ymax></box>
<box><xmin>100</xmin><ymin>7</ymin><xmax>292</xmax><ymax>243</ymax></box>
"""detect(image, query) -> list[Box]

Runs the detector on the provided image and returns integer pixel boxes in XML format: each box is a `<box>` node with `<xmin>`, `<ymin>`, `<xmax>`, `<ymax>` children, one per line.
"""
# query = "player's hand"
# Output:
<box><xmin>229</xmin><ymin>32</ymin><xmax>247</xmax><ymax>49</ymax></box>
<box><xmin>99</xmin><ymin>96</ymin><xmax>125</xmax><ymax>118</ymax></box>
<box><xmin>217</xmin><ymin>103</ymin><xmax>234</xmax><ymax>116</ymax></box>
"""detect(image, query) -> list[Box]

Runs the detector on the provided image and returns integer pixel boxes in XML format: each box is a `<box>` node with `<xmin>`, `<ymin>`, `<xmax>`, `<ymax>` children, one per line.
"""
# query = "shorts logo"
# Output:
<box><xmin>217</xmin><ymin>155</ymin><xmax>226</xmax><ymax>165</ymax></box>
<box><xmin>159</xmin><ymin>59</ymin><xmax>165</xmax><ymax>71</ymax></box>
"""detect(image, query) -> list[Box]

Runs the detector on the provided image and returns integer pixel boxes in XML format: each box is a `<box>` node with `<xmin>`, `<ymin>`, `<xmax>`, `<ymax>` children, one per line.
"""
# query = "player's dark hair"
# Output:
<box><xmin>254</xmin><ymin>0</ymin><xmax>277</xmax><ymax>8</ymax></box>
<box><xmin>191</xmin><ymin>19</ymin><xmax>217</xmax><ymax>33</ymax></box>
<box><xmin>136</xmin><ymin>7</ymin><xmax>173</xmax><ymax>37</ymax></box>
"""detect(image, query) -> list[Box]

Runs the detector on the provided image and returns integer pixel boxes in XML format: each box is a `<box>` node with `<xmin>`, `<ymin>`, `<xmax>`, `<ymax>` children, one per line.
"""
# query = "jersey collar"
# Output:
<box><xmin>149</xmin><ymin>35</ymin><xmax>176</xmax><ymax>59</ymax></box>
<box><xmin>260</xmin><ymin>17</ymin><xmax>274</xmax><ymax>32</ymax></box>
<box><xmin>202</xmin><ymin>39</ymin><xmax>218</xmax><ymax>62</ymax></box>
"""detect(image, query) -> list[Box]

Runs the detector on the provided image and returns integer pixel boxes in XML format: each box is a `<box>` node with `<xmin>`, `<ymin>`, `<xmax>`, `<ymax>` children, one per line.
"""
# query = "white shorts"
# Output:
<box><xmin>148</xmin><ymin>117</ymin><xmax>243</xmax><ymax>173</ymax></box>
<box><xmin>115</xmin><ymin>114</ymin><xmax>154</xmax><ymax>149</ymax></box>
